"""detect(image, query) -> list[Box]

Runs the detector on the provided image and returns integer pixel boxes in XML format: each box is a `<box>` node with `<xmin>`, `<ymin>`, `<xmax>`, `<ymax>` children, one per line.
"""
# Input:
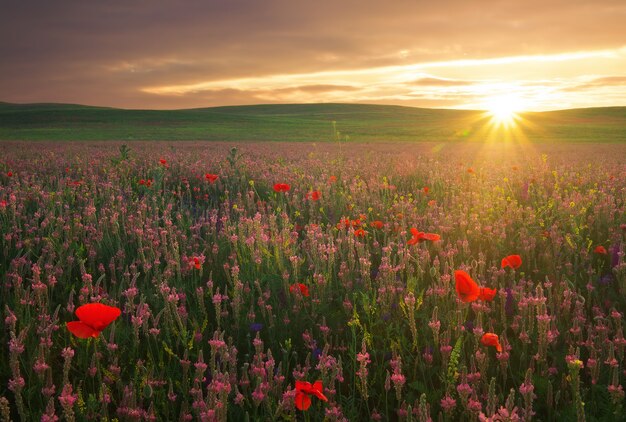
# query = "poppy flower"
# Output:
<box><xmin>481</xmin><ymin>333</ymin><xmax>502</xmax><ymax>352</ymax></box>
<box><xmin>7</xmin><ymin>171</ymin><xmax>12</xmax><ymax>177</ymax></box>
<box><xmin>478</xmin><ymin>287</ymin><xmax>497</xmax><ymax>302</ymax></box>
<box><xmin>295</xmin><ymin>380</ymin><xmax>328</xmax><ymax>411</ymax></box>
<box><xmin>306</xmin><ymin>190</ymin><xmax>321</xmax><ymax>201</ymax></box>
<box><xmin>159</xmin><ymin>158</ymin><xmax>167</xmax><ymax>166</ymax></box>
<box><xmin>407</xmin><ymin>228</ymin><xmax>422</xmax><ymax>245</ymax></box>
<box><xmin>372</xmin><ymin>220</ymin><xmax>384</xmax><ymax>229</ymax></box>
<box><xmin>594</xmin><ymin>245</ymin><xmax>608</xmax><ymax>255</ymax></box>
<box><xmin>205</xmin><ymin>174</ymin><xmax>218</xmax><ymax>183</ymax></box>
<box><xmin>423</xmin><ymin>187</ymin><xmax>429</xmax><ymax>194</ymax></box>
<box><xmin>0</xmin><ymin>200</ymin><xmax>6</xmax><ymax>208</ymax></box>
<box><xmin>467</xmin><ymin>168</ymin><xmax>474</xmax><ymax>174</ymax></box>
<box><xmin>354</xmin><ymin>228</ymin><xmax>366</xmax><ymax>237</ymax></box>
<box><xmin>455</xmin><ymin>270</ymin><xmax>480</xmax><ymax>302</ymax></box>
<box><xmin>328</xmin><ymin>176</ymin><xmax>337</xmax><ymax>184</ymax></box>
<box><xmin>501</xmin><ymin>255</ymin><xmax>522</xmax><ymax>269</ymax></box>
<box><xmin>289</xmin><ymin>283</ymin><xmax>310</xmax><ymax>297</ymax></box>
<box><xmin>407</xmin><ymin>228</ymin><xmax>441</xmax><ymax>245</ymax></box>
<box><xmin>190</xmin><ymin>257</ymin><xmax>202</xmax><ymax>270</ymax></box>
<box><xmin>273</xmin><ymin>183</ymin><xmax>290</xmax><ymax>193</ymax></box>
<box><xmin>66</xmin><ymin>303</ymin><xmax>121</xmax><ymax>338</ymax></box>
<box><xmin>139</xmin><ymin>179</ymin><xmax>145</xmax><ymax>185</ymax></box>
<box><xmin>423</xmin><ymin>233</ymin><xmax>441</xmax><ymax>241</ymax></box>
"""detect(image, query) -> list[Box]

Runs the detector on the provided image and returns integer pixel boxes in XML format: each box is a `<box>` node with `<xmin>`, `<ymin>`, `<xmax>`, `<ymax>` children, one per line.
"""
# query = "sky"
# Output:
<box><xmin>1</xmin><ymin>0</ymin><xmax>626</xmax><ymax>111</ymax></box>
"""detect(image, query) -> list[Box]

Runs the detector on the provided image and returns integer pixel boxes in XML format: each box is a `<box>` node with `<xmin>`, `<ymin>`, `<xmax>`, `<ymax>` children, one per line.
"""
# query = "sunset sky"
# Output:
<box><xmin>1</xmin><ymin>0</ymin><xmax>625</xmax><ymax>111</ymax></box>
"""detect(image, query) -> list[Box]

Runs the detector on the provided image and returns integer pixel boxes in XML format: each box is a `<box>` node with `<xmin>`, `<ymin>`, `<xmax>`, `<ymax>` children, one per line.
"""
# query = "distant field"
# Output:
<box><xmin>1</xmin><ymin>102</ymin><xmax>625</xmax><ymax>142</ymax></box>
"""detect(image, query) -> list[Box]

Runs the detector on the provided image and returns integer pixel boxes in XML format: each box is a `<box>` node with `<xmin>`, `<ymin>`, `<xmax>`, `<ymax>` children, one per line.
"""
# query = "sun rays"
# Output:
<box><xmin>484</xmin><ymin>94</ymin><xmax>527</xmax><ymax>127</ymax></box>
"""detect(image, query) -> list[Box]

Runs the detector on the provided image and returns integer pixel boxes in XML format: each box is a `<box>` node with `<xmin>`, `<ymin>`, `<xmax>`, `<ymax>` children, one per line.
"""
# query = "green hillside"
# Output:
<box><xmin>0</xmin><ymin>102</ymin><xmax>625</xmax><ymax>142</ymax></box>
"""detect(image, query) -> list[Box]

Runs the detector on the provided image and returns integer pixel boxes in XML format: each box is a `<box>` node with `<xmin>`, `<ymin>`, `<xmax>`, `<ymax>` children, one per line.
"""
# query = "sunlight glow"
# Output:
<box><xmin>484</xmin><ymin>95</ymin><xmax>526</xmax><ymax>126</ymax></box>
<box><xmin>138</xmin><ymin>47</ymin><xmax>626</xmax><ymax>111</ymax></box>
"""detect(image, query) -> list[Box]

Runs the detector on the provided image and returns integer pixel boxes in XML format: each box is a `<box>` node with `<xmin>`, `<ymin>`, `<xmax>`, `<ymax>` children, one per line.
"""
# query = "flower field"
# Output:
<box><xmin>1</xmin><ymin>140</ymin><xmax>625</xmax><ymax>421</ymax></box>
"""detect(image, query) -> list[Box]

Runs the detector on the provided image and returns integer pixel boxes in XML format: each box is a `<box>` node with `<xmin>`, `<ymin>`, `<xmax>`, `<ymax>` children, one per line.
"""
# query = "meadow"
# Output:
<box><xmin>0</xmin><ymin>140</ymin><xmax>625</xmax><ymax>421</ymax></box>
<box><xmin>1</xmin><ymin>102</ymin><xmax>626</xmax><ymax>143</ymax></box>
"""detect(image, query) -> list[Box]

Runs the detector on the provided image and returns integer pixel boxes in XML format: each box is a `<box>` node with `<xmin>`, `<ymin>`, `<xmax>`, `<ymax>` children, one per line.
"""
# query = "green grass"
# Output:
<box><xmin>1</xmin><ymin>102</ymin><xmax>625</xmax><ymax>142</ymax></box>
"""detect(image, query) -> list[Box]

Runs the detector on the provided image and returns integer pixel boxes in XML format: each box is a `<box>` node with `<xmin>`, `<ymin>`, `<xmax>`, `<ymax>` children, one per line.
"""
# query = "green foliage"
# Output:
<box><xmin>111</xmin><ymin>144</ymin><xmax>132</xmax><ymax>165</ymax></box>
<box><xmin>446</xmin><ymin>336</ymin><xmax>463</xmax><ymax>388</ymax></box>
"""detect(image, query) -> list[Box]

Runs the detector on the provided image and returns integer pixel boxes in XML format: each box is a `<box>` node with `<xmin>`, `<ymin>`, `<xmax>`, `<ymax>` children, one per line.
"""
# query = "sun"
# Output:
<box><xmin>484</xmin><ymin>95</ymin><xmax>526</xmax><ymax>126</ymax></box>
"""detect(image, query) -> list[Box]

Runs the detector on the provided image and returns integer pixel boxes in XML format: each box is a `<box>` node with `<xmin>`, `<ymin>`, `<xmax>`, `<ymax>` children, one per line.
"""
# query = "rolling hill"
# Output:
<box><xmin>0</xmin><ymin>102</ymin><xmax>625</xmax><ymax>142</ymax></box>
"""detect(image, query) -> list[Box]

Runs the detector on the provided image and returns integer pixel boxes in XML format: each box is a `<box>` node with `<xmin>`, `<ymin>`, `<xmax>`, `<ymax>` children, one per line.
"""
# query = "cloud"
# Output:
<box><xmin>1</xmin><ymin>0</ymin><xmax>626</xmax><ymax>109</ymax></box>
<box><xmin>566</xmin><ymin>76</ymin><xmax>626</xmax><ymax>91</ymax></box>
<box><xmin>280</xmin><ymin>84</ymin><xmax>360</xmax><ymax>94</ymax></box>
<box><xmin>409</xmin><ymin>77</ymin><xmax>475</xmax><ymax>87</ymax></box>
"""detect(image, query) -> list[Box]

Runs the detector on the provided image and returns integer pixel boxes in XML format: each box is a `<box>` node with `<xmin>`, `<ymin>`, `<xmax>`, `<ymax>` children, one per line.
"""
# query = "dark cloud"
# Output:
<box><xmin>1</xmin><ymin>0</ymin><xmax>625</xmax><ymax>108</ymax></box>
<box><xmin>281</xmin><ymin>85</ymin><xmax>360</xmax><ymax>94</ymax></box>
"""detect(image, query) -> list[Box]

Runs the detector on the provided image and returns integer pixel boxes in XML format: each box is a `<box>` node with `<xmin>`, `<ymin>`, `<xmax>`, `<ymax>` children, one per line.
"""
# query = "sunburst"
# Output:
<box><xmin>484</xmin><ymin>94</ymin><xmax>526</xmax><ymax>126</ymax></box>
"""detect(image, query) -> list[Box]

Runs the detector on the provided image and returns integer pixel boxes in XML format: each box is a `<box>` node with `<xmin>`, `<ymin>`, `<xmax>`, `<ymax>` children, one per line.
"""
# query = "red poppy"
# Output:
<box><xmin>407</xmin><ymin>228</ymin><xmax>441</xmax><ymax>245</ymax></box>
<box><xmin>354</xmin><ymin>228</ymin><xmax>366</xmax><ymax>237</ymax></box>
<box><xmin>423</xmin><ymin>233</ymin><xmax>441</xmax><ymax>241</ymax></box>
<box><xmin>455</xmin><ymin>270</ymin><xmax>480</xmax><ymax>303</ymax></box>
<box><xmin>501</xmin><ymin>255</ymin><xmax>522</xmax><ymax>269</ymax></box>
<box><xmin>328</xmin><ymin>176</ymin><xmax>337</xmax><ymax>184</ymax></box>
<box><xmin>306</xmin><ymin>190</ymin><xmax>321</xmax><ymax>201</ymax></box>
<box><xmin>467</xmin><ymin>168</ymin><xmax>474</xmax><ymax>174</ymax></box>
<box><xmin>407</xmin><ymin>228</ymin><xmax>422</xmax><ymax>245</ymax></box>
<box><xmin>7</xmin><ymin>171</ymin><xmax>12</xmax><ymax>177</ymax></box>
<box><xmin>423</xmin><ymin>187</ymin><xmax>429</xmax><ymax>194</ymax></box>
<box><xmin>337</xmin><ymin>217</ymin><xmax>362</xmax><ymax>230</ymax></box>
<box><xmin>372</xmin><ymin>220</ymin><xmax>384</xmax><ymax>229</ymax></box>
<box><xmin>190</xmin><ymin>257</ymin><xmax>202</xmax><ymax>270</ymax></box>
<box><xmin>594</xmin><ymin>245</ymin><xmax>608</xmax><ymax>255</ymax></box>
<box><xmin>289</xmin><ymin>283</ymin><xmax>310</xmax><ymax>297</ymax></box>
<box><xmin>0</xmin><ymin>200</ymin><xmax>7</xmax><ymax>208</ymax></box>
<box><xmin>478</xmin><ymin>287</ymin><xmax>497</xmax><ymax>302</ymax></box>
<box><xmin>146</xmin><ymin>179</ymin><xmax>152</xmax><ymax>187</ymax></box>
<box><xmin>481</xmin><ymin>333</ymin><xmax>502</xmax><ymax>352</ymax></box>
<box><xmin>295</xmin><ymin>380</ymin><xmax>328</xmax><ymax>411</ymax></box>
<box><xmin>159</xmin><ymin>158</ymin><xmax>167</xmax><ymax>165</ymax></box>
<box><xmin>66</xmin><ymin>303</ymin><xmax>121</xmax><ymax>338</ymax></box>
<box><xmin>273</xmin><ymin>183</ymin><xmax>290</xmax><ymax>193</ymax></box>
<box><xmin>205</xmin><ymin>174</ymin><xmax>219</xmax><ymax>183</ymax></box>
<box><xmin>139</xmin><ymin>179</ymin><xmax>145</xmax><ymax>185</ymax></box>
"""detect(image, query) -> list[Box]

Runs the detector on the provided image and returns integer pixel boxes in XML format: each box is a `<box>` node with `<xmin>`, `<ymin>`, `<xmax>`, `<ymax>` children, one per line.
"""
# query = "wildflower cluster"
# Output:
<box><xmin>0</xmin><ymin>141</ymin><xmax>624</xmax><ymax>420</ymax></box>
